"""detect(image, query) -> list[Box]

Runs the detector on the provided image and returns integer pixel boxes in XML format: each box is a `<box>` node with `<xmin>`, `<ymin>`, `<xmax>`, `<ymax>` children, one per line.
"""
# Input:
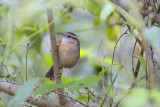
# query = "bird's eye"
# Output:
<box><xmin>68</xmin><ymin>35</ymin><xmax>71</xmax><ymax>38</ymax></box>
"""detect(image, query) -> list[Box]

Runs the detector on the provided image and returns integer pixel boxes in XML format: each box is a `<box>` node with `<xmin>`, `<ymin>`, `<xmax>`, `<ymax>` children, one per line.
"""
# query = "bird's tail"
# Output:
<box><xmin>45</xmin><ymin>65</ymin><xmax>54</xmax><ymax>80</ymax></box>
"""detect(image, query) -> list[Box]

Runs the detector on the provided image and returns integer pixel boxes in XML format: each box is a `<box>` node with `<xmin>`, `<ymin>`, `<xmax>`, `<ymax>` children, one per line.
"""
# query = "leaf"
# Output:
<box><xmin>43</xmin><ymin>54</ymin><xmax>52</xmax><ymax>65</ymax></box>
<box><xmin>35</xmin><ymin>82</ymin><xmax>74</xmax><ymax>95</ymax></box>
<box><xmin>94</xmin><ymin>17</ymin><xmax>101</xmax><ymax>26</ymax></box>
<box><xmin>0</xmin><ymin>19</ymin><xmax>52</xmax><ymax>63</ymax></box>
<box><xmin>28</xmin><ymin>46</ymin><xmax>33</xmax><ymax>51</ymax></box>
<box><xmin>68</xmin><ymin>76</ymin><xmax>102</xmax><ymax>93</ymax></box>
<box><xmin>138</xmin><ymin>54</ymin><xmax>145</xmax><ymax>69</ymax></box>
<box><xmin>29</xmin><ymin>38</ymin><xmax>37</xmax><ymax>46</ymax></box>
<box><xmin>0</xmin><ymin>38</ymin><xmax>3</xmax><ymax>42</ymax></box>
<box><xmin>83</xmin><ymin>0</ymin><xmax>101</xmax><ymax>16</ymax></box>
<box><xmin>6</xmin><ymin>74</ymin><xmax>11</xmax><ymax>78</ymax></box>
<box><xmin>12</xmin><ymin>67</ymin><xmax>19</xmax><ymax>76</ymax></box>
<box><xmin>100</xmin><ymin>2</ymin><xmax>115</xmax><ymax>21</ymax></box>
<box><xmin>62</xmin><ymin>18</ymin><xmax>78</xmax><ymax>24</ymax></box>
<box><xmin>35</xmin><ymin>84</ymin><xmax>65</xmax><ymax>95</ymax></box>
<box><xmin>106</xmin><ymin>25</ymin><xmax>121</xmax><ymax>42</ymax></box>
<box><xmin>119</xmin><ymin>21</ymin><xmax>130</xmax><ymax>26</ymax></box>
<box><xmin>9</xmin><ymin>78</ymin><xmax>40</xmax><ymax>107</ymax></box>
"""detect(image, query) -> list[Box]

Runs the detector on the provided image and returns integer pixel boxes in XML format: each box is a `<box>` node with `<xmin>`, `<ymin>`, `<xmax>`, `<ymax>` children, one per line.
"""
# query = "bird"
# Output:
<box><xmin>45</xmin><ymin>32</ymin><xmax>80</xmax><ymax>80</ymax></box>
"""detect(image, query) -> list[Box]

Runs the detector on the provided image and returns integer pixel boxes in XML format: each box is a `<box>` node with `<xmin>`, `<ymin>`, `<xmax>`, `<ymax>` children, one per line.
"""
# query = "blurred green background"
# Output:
<box><xmin>0</xmin><ymin>0</ymin><xmax>160</xmax><ymax>107</ymax></box>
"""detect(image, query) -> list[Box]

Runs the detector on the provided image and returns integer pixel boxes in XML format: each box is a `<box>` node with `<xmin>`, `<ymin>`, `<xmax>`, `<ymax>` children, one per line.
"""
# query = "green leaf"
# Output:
<box><xmin>94</xmin><ymin>17</ymin><xmax>101</xmax><ymax>26</ymax></box>
<box><xmin>35</xmin><ymin>81</ymin><xmax>75</xmax><ymax>95</ymax></box>
<box><xmin>68</xmin><ymin>76</ymin><xmax>102</xmax><ymax>93</ymax></box>
<box><xmin>9</xmin><ymin>78</ymin><xmax>40</xmax><ymax>107</ymax></box>
<box><xmin>100</xmin><ymin>2</ymin><xmax>115</xmax><ymax>21</ymax></box>
<box><xmin>29</xmin><ymin>38</ymin><xmax>37</xmax><ymax>46</ymax></box>
<box><xmin>0</xmin><ymin>38</ymin><xmax>3</xmax><ymax>42</ymax></box>
<box><xmin>0</xmin><ymin>19</ymin><xmax>52</xmax><ymax>63</ymax></box>
<box><xmin>106</xmin><ymin>25</ymin><xmax>121</xmax><ymax>42</ymax></box>
<box><xmin>6</xmin><ymin>74</ymin><xmax>11</xmax><ymax>78</ymax></box>
<box><xmin>35</xmin><ymin>84</ymin><xmax>65</xmax><ymax>95</ymax></box>
<box><xmin>83</xmin><ymin>0</ymin><xmax>101</xmax><ymax>16</ymax></box>
<box><xmin>43</xmin><ymin>54</ymin><xmax>52</xmax><ymax>66</ymax></box>
<box><xmin>138</xmin><ymin>54</ymin><xmax>145</xmax><ymax>69</ymax></box>
<box><xmin>62</xmin><ymin>18</ymin><xmax>78</xmax><ymax>24</ymax></box>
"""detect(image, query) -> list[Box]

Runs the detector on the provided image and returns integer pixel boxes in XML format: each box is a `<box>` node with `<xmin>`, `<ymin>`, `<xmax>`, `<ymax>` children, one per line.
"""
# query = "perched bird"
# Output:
<box><xmin>45</xmin><ymin>32</ymin><xmax>80</xmax><ymax>80</ymax></box>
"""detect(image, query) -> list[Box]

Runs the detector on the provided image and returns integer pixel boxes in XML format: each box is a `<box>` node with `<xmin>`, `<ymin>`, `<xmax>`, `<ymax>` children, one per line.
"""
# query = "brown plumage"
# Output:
<box><xmin>45</xmin><ymin>32</ymin><xmax>80</xmax><ymax>80</ymax></box>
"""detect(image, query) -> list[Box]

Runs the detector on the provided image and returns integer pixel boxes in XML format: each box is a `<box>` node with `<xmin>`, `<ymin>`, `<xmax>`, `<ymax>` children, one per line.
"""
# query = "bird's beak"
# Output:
<box><xmin>57</xmin><ymin>32</ymin><xmax>65</xmax><ymax>36</ymax></box>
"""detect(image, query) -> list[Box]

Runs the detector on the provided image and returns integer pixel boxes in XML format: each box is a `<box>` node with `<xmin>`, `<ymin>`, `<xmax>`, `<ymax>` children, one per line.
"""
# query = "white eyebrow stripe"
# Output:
<box><xmin>67</xmin><ymin>34</ymin><xmax>78</xmax><ymax>38</ymax></box>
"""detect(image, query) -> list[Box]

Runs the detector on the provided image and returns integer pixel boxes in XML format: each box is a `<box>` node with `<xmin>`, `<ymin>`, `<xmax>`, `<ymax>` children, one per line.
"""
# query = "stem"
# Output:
<box><xmin>1</xmin><ymin>45</ymin><xmax>5</xmax><ymax>76</ymax></box>
<box><xmin>101</xmin><ymin>66</ymin><xmax>122</xmax><ymax>107</ymax></box>
<box><xmin>26</xmin><ymin>44</ymin><xmax>29</xmax><ymax>82</ymax></box>
<box><xmin>46</xmin><ymin>8</ymin><xmax>67</xmax><ymax>105</ymax></box>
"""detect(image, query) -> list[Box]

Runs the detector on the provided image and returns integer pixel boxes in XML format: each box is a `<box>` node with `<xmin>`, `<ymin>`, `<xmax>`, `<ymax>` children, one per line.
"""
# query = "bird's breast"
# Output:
<box><xmin>59</xmin><ymin>42</ymin><xmax>79</xmax><ymax>68</ymax></box>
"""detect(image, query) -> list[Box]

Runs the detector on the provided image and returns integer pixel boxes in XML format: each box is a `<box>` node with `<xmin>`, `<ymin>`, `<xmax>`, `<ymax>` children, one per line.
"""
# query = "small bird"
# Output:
<box><xmin>45</xmin><ymin>32</ymin><xmax>80</xmax><ymax>80</ymax></box>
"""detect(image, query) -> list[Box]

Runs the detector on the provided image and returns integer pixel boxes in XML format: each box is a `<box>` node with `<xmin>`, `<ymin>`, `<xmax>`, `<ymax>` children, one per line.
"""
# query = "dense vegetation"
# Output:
<box><xmin>0</xmin><ymin>0</ymin><xmax>160</xmax><ymax>107</ymax></box>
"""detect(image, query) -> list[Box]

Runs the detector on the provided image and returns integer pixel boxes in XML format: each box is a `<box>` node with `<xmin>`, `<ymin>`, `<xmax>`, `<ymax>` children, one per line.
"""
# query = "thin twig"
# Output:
<box><xmin>130</xmin><ymin>48</ymin><xmax>144</xmax><ymax>88</ymax></box>
<box><xmin>1</xmin><ymin>36</ymin><xmax>5</xmax><ymax>76</ymax></box>
<box><xmin>132</xmin><ymin>39</ymin><xmax>138</xmax><ymax>75</ymax></box>
<box><xmin>26</xmin><ymin>44</ymin><xmax>29</xmax><ymax>82</ymax></box>
<box><xmin>111</xmin><ymin>28</ymin><xmax>129</xmax><ymax>81</ymax></box>
<box><xmin>97</xmin><ymin>38</ymin><xmax>108</xmax><ymax>105</ymax></box>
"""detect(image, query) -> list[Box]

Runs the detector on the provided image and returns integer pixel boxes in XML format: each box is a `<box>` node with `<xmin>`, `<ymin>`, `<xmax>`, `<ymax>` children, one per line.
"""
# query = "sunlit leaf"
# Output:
<box><xmin>43</xmin><ymin>54</ymin><xmax>52</xmax><ymax>66</ymax></box>
<box><xmin>0</xmin><ymin>38</ymin><xmax>3</xmax><ymax>42</ymax></box>
<box><xmin>106</xmin><ymin>25</ymin><xmax>121</xmax><ymax>42</ymax></box>
<box><xmin>9</xmin><ymin>78</ymin><xmax>40</xmax><ymax>107</ymax></box>
<box><xmin>83</xmin><ymin>0</ymin><xmax>101</xmax><ymax>16</ymax></box>
<box><xmin>62</xmin><ymin>18</ymin><xmax>78</xmax><ymax>24</ymax></box>
<box><xmin>100</xmin><ymin>2</ymin><xmax>115</xmax><ymax>21</ymax></box>
<box><xmin>94</xmin><ymin>17</ymin><xmax>101</xmax><ymax>26</ymax></box>
<box><xmin>61</xmin><ymin>76</ymin><xmax>75</xmax><ymax>84</ymax></box>
<box><xmin>80</xmin><ymin>48</ymin><xmax>87</xmax><ymax>59</ymax></box>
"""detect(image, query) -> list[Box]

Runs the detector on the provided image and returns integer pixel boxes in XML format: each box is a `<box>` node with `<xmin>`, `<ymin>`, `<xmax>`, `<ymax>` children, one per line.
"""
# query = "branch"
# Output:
<box><xmin>0</xmin><ymin>79</ymin><xmax>84</xmax><ymax>107</ymax></box>
<box><xmin>46</xmin><ymin>8</ymin><xmax>67</xmax><ymax>105</ymax></box>
<box><xmin>111</xmin><ymin>0</ymin><xmax>160</xmax><ymax>25</ymax></box>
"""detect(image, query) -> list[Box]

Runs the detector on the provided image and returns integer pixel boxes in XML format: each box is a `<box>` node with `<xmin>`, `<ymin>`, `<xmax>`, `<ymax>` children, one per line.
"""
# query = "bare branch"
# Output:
<box><xmin>111</xmin><ymin>0</ymin><xmax>160</xmax><ymax>25</ymax></box>
<box><xmin>46</xmin><ymin>8</ymin><xmax>67</xmax><ymax>105</ymax></box>
<box><xmin>0</xmin><ymin>79</ymin><xmax>84</xmax><ymax>107</ymax></box>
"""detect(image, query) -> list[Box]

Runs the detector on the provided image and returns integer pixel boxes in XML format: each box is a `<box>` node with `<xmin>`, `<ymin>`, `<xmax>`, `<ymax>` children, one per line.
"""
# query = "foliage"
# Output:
<box><xmin>9</xmin><ymin>78</ymin><xmax>40</xmax><ymax>107</ymax></box>
<box><xmin>0</xmin><ymin>0</ymin><xmax>160</xmax><ymax>107</ymax></box>
<box><xmin>35</xmin><ymin>76</ymin><xmax>102</xmax><ymax>95</ymax></box>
